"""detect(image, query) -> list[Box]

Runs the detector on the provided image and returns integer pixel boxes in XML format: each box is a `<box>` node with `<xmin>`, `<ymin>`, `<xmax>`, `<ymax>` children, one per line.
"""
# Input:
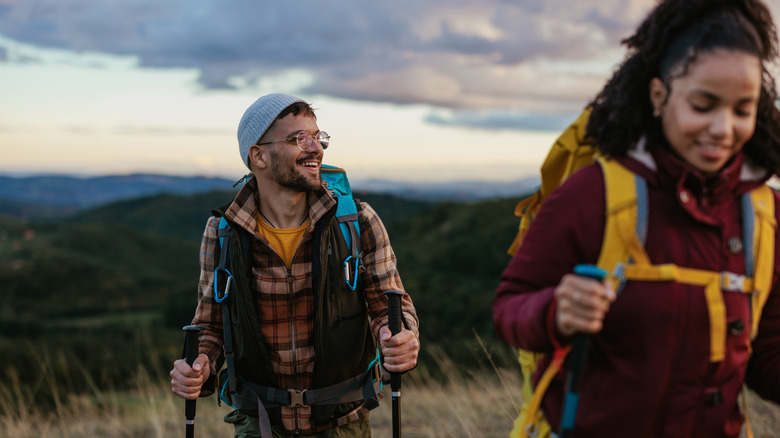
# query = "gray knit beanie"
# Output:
<box><xmin>237</xmin><ymin>93</ymin><xmax>305</xmax><ymax>169</ymax></box>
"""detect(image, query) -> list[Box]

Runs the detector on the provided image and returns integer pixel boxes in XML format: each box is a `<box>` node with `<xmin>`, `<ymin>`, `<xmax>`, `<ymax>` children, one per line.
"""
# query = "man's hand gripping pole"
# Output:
<box><xmin>385</xmin><ymin>290</ymin><xmax>405</xmax><ymax>438</ymax></box>
<box><xmin>183</xmin><ymin>325</ymin><xmax>202</xmax><ymax>438</ymax></box>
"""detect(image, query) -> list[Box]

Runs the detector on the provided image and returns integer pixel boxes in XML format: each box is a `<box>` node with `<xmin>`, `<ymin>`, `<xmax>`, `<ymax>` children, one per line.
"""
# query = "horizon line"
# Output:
<box><xmin>0</xmin><ymin>170</ymin><xmax>541</xmax><ymax>185</ymax></box>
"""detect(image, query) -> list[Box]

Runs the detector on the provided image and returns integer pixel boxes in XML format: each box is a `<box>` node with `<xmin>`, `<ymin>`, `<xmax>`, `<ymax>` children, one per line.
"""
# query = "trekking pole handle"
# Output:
<box><xmin>386</xmin><ymin>290</ymin><xmax>404</xmax><ymax>336</ymax></box>
<box><xmin>560</xmin><ymin>265</ymin><xmax>607</xmax><ymax>437</ymax></box>
<box><xmin>183</xmin><ymin>325</ymin><xmax>202</xmax><ymax>438</ymax></box>
<box><xmin>569</xmin><ymin>265</ymin><xmax>606</xmax><ymax>380</ymax></box>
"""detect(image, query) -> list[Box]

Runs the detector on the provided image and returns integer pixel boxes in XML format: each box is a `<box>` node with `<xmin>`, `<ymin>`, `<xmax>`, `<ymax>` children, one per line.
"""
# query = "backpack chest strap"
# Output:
<box><xmin>620</xmin><ymin>263</ymin><xmax>754</xmax><ymax>363</ymax></box>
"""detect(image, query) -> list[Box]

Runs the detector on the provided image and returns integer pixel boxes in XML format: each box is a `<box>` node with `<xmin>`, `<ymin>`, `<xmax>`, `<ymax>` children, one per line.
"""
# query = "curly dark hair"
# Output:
<box><xmin>586</xmin><ymin>0</ymin><xmax>780</xmax><ymax>175</ymax></box>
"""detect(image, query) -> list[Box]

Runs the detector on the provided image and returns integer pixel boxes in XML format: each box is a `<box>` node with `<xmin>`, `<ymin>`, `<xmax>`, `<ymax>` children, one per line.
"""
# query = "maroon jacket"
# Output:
<box><xmin>493</xmin><ymin>145</ymin><xmax>780</xmax><ymax>437</ymax></box>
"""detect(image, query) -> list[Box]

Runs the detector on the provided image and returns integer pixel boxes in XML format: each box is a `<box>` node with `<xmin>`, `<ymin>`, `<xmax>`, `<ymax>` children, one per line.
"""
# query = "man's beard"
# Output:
<box><xmin>269</xmin><ymin>148</ymin><xmax>321</xmax><ymax>192</ymax></box>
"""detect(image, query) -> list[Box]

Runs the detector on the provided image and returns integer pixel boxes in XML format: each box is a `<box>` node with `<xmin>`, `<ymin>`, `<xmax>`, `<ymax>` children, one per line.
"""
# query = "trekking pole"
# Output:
<box><xmin>385</xmin><ymin>290</ymin><xmax>405</xmax><ymax>438</ymax></box>
<box><xmin>183</xmin><ymin>325</ymin><xmax>202</xmax><ymax>438</ymax></box>
<box><xmin>560</xmin><ymin>265</ymin><xmax>607</xmax><ymax>438</ymax></box>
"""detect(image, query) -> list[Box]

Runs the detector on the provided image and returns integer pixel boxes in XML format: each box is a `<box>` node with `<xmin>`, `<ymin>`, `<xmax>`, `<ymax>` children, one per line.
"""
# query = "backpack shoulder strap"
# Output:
<box><xmin>321</xmin><ymin>164</ymin><xmax>362</xmax><ymax>290</ymax></box>
<box><xmin>595</xmin><ymin>157</ymin><xmax>649</xmax><ymax>284</ymax></box>
<box><xmin>211</xmin><ymin>214</ymin><xmax>238</xmax><ymax>394</ymax></box>
<box><xmin>209</xmin><ymin>203</ymin><xmax>235</xmax><ymax>302</ymax></box>
<box><xmin>216</xmin><ymin>217</ymin><xmax>231</xmax><ymax>264</ymax></box>
<box><xmin>210</xmin><ymin>200</ymin><xmax>248</xmax><ymax>396</ymax></box>
<box><xmin>745</xmin><ymin>184</ymin><xmax>776</xmax><ymax>339</ymax></box>
<box><xmin>738</xmin><ymin>185</ymin><xmax>775</xmax><ymax>438</ymax></box>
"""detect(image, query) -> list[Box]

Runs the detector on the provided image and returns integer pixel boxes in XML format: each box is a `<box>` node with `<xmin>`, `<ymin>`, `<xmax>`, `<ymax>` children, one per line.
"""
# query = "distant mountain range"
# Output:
<box><xmin>0</xmin><ymin>173</ymin><xmax>539</xmax><ymax>214</ymax></box>
<box><xmin>0</xmin><ymin>174</ymin><xmax>237</xmax><ymax>208</ymax></box>
<box><xmin>354</xmin><ymin>178</ymin><xmax>539</xmax><ymax>202</ymax></box>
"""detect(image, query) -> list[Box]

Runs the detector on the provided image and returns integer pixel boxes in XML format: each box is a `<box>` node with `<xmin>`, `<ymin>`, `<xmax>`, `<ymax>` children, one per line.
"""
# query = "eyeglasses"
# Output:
<box><xmin>256</xmin><ymin>131</ymin><xmax>330</xmax><ymax>151</ymax></box>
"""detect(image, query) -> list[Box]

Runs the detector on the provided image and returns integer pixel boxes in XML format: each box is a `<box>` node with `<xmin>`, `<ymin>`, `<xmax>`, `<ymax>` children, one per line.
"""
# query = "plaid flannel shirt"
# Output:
<box><xmin>192</xmin><ymin>177</ymin><xmax>419</xmax><ymax>434</ymax></box>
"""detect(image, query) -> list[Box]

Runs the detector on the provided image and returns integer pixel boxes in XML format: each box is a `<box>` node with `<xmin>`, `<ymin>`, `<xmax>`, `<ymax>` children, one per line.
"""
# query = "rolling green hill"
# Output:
<box><xmin>66</xmin><ymin>190</ymin><xmax>240</xmax><ymax>241</ymax></box>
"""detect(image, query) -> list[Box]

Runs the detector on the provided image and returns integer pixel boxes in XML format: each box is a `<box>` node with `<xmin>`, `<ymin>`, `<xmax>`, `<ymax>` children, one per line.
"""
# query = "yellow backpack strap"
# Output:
<box><xmin>515</xmin><ymin>347</ymin><xmax>570</xmax><ymax>438</ymax></box>
<box><xmin>508</xmin><ymin>192</ymin><xmax>542</xmax><ymax>256</ymax></box>
<box><xmin>512</xmin><ymin>349</ymin><xmax>551</xmax><ymax>438</ymax></box>
<box><xmin>595</xmin><ymin>158</ymin><xmax>650</xmax><ymax>283</ymax></box>
<box><xmin>622</xmin><ymin>264</ymin><xmax>731</xmax><ymax>362</ymax></box>
<box><xmin>744</xmin><ymin>185</ymin><xmax>776</xmax><ymax>339</ymax></box>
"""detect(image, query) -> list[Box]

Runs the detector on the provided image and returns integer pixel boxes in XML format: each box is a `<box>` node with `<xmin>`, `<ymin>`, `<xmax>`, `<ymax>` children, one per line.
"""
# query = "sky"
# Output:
<box><xmin>1</xmin><ymin>0</ymin><xmax>779</xmax><ymax>182</ymax></box>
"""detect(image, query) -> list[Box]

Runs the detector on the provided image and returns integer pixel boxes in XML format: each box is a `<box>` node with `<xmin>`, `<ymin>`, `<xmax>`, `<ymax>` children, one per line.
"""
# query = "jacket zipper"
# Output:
<box><xmin>288</xmin><ymin>228</ymin><xmax>309</xmax><ymax>435</ymax></box>
<box><xmin>256</xmin><ymin>222</ymin><xmax>310</xmax><ymax>434</ymax></box>
<box><xmin>286</xmin><ymin>266</ymin><xmax>299</xmax><ymax>433</ymax></box>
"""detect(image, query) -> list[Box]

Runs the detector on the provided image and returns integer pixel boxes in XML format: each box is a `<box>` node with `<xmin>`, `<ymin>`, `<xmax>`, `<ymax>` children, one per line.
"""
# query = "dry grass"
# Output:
<box><xmin>370</xmin><ymin>359</ymin><xmax>522</xmax><ymax>437</ymax></box>
<box><xmin>0</xmin><ymin>365</ymin><xmax>521</xmax><ymax>438</ymax></box>
<box><xmin>1</xmin><ymin>348</ymin><xmax>778</xmax><ymax>438</ymax></box>
<box><xmin>743</xmin><ymin>390</ymin><xmax>780</xmax><ymax>438</ymax></box>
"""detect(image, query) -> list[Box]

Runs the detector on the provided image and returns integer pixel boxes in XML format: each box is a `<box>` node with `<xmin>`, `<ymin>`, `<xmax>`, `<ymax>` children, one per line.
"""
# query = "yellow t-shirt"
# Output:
<box><xmin>256</xmin><ymin>215</ymin><xmax>311</xmax><ymax>268</ymax></box>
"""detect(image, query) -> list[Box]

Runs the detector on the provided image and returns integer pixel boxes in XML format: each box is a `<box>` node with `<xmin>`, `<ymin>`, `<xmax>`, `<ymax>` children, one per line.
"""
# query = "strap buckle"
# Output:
<box><xmin>288</xmin><ymin>389</ymin><xmax>307</xmax><ymax>408</ymax></box>
<box><xmin>611</xmin><ymin>262</ymin><xmax>626</xmax><ymax>283</ymax></box>
<box><xmin>721</xmin><ymin>272</ymin><xmax>747</xmax><ymax>292</ymax></box>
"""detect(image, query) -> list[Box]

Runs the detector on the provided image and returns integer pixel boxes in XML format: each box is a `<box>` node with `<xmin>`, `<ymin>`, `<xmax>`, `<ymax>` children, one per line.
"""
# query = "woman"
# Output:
<box><xmin>493</xmin><ymin>0</ymin><xmax>780</xmax><ymax>437</ymax></box>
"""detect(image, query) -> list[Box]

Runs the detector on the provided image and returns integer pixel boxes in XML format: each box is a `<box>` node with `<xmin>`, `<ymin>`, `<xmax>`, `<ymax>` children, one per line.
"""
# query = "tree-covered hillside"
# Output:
<box><xmin>386</xmin><ymin>198</ymin><xmax>522</xmax><ymax>368</ymax></box>
<box><xmin>0</xmin><ymin>189</ymin><xmax>525</xmax><ymax>405</ymax></box>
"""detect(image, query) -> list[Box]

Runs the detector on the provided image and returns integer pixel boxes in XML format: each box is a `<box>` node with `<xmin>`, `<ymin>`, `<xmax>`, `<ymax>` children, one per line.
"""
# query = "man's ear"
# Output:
<box><xmin>247</xmin><ymin>144</ymin><xmax>268</xmax><ymax>171</ymax></box>
<box><xmin>649</xmin><ymin>77</ymin><xmax>667</xmax><ymax>116</ymax></box>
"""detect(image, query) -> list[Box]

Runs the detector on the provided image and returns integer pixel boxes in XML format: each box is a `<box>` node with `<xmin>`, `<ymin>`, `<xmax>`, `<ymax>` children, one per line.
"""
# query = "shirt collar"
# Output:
<box><xmin>225</xmin><ymin>176</ymin><xmax>337</xmax><ymax>236</ymax></box>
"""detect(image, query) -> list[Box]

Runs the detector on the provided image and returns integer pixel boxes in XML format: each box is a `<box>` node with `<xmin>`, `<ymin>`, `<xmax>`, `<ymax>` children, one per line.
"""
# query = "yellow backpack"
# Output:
<box><xmin>507</xmin><ymin>109</ymin><xmax>776</xmax><ymax>438</ymax></box>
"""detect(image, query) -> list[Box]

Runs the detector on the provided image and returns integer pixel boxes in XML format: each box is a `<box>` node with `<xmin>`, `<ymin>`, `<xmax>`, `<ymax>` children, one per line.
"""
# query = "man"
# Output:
<box><xmin>170</xmin><ymin>93</ymin><xmax>420</xmax><ymax>437</ymax></box>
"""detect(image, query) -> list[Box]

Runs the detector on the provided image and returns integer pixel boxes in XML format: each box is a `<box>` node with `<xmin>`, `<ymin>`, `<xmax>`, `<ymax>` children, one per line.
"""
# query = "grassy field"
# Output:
<box><xmin>1</xmin><ymin>356</ymin><xmax>779</xmax><ymax>438</ymax></box>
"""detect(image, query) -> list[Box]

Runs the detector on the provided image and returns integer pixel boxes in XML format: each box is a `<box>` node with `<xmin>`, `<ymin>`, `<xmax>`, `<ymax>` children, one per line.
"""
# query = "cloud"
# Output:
<box><xmin>425</xmin><ymin>109</ymin><xmax>581</xmax><ymax>132</ymax></box>
<box><xmin>112</xmin><ymin>125</ymin><xmax>231</xmax><ymax>137</ymax></box>
<box><xmin>0</xmin><ymin>0</ymin><xmax>657</xmax><ymax>117</ymax></box>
